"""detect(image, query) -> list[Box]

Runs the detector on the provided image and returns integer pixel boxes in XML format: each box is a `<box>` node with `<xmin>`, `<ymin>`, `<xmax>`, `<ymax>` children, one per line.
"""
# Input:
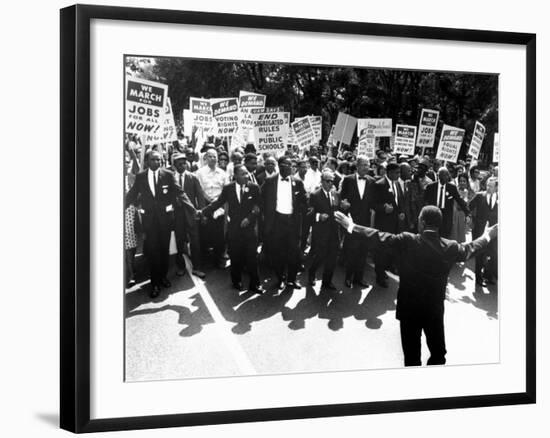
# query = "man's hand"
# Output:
<box><xmin>251</xmin><ymin>205</ymin><xmax>260</xmax><ymax>215</ymax></box>
<box><xmin>341</xmin><ymin>199</ymin><xmax>351</xmax><ymax>210</ymax></box>
<box><xmin>307</xmin><ymin>206</ymin><xmax>314</xmax><ymax>215</ymax></box>
<box><xmin>319</xmin><ymin>213</ymin><xmax>329</xmax><ymax>222</ymax></box>
<box><xmin>384</xmin><ymin>203</ymin><xmax>394</xmax><ymax>214</ymax></box>
<box><xmin>335</xmin><ymin>211</ymin><xmax>352</xmax><ymax>230</ymax></box>
<box><xmin>240</xmin><ymin>218</ymin><xmax>250</xmax><ymax>228</ymax></box>
<box><xmin>487</xmin><ymin>223</ymin><xmax>498</xmax><ymax>241</ymax></box>
<box><xmin>466</xmin><ymin>215</ymin><xmax>472</xmax><ymax>226</ymax></box>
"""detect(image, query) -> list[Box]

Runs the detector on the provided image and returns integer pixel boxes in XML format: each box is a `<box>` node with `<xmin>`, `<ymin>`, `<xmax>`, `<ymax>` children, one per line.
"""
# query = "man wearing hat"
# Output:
<box><xmin>172</xmin><ymin>152</ymin><xmax>207</xmax><ymax>278</ymax></box>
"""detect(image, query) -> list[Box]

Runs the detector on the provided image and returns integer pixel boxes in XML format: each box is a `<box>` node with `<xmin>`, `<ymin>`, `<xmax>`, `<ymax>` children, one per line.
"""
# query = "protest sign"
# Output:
<box><xmin>238</xmin><ymin>91</ymin><xmax>266</xmax><ymax>132</ymax></box>
<box><xmin>211</xmin><ymin>97</ymin><xmax>239</xmax><ymax>137</ymax></box>
<box><xmin>291</xmin><ymin>117</ymin><xmax>317</xmax><ymax>150</ymax></box>
<box><xmin>125</xmin><ymin>78</ymin><xmax>167</xmax><ymax>136</ymax></box>
<box><xmin>467</xmin><ymin>120</ymin><xmax>486</xmax><ymax>159</ymax></box>
<box><xmin>493</xmin><ymin>132</ymin><xmax>499</xmax><ymax>163</ymax></box>
<box><xmin>333</xmin><ymin>112</ymin><xmax>357</xmax><ymax>147</ymax></box>
<box><xmin>357</xmin><ymin>118</ymin><xmax>392</xmax><ymax>137</ymax></box>
<box><xmin>393</xmin><ymin>124</ymin><xmax>417</xmax><ymax>156</ymax></box>
<box><xmin>308</xmin><ymin>116</ymin><xmax>322</xmax><ymax>142</ymax></box>
<box><xmin>252</xmin><ymin>111</ymin><xmax>289</xmax><ymax>157</ymax></box>
<box><xmin>327</xmin><ymin>124</ymin><xmax>335</xmax><ymax>146</ymax></box>
<box><xmin>189</xmin><ymin>97</ymin><xmax>213</xmax><ymax>131</ymax></box>
<box><xmin>183</xmin><ymin>109</ymin><xmax>193</xmax><ymax>137</ymax></box>
<box><xmin>416</xmin><ymin>109</ymin><xmax>439</xmax><ymax>149</ymax></box>
<box><xmin>141</xmin><ymin>97</ymin><xmax>178</xmax><ymax>145</ymax></box>
<box><xmin>436</xmin><ymin>124</ymin><xmax>465</xmax><ymax>163</ymax></box>
<box><xmin>357</xmin><ymin>126</ymin><xmax>376</xmax><ymax>159</ymax></box>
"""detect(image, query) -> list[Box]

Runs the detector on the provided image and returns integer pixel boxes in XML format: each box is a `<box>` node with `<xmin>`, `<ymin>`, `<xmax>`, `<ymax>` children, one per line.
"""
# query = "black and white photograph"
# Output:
<box><xmin>123</xmin><ymin>55</ymin><xmax>500</xmax><ymax>382</ymax></box>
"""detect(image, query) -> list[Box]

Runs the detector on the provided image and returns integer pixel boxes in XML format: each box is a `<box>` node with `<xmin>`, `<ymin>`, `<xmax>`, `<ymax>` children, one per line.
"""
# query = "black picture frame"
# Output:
<box><xmin>60</xmin><ymin>4</ymin><xmax>536</xmax><ymax>433</ymax></box>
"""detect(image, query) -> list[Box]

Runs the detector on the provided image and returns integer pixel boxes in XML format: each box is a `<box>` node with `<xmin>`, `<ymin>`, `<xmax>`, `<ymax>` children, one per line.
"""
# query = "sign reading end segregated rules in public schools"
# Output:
<box><xmin>125</xmin><ymin>77</ymin><xmax>168</xmax><ymax>136</ymax></box>
<box><xmin>252</xmin><ymin>110</ymin><xmax>290</xmax><ymax>157</ymax></box>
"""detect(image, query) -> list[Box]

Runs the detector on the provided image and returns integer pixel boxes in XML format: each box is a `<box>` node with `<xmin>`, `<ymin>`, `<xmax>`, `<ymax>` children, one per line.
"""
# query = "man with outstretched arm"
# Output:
<box><xmin>334</xmin><ymin>206</ymin><xmax>498</xmax><ymax>367</ymax></box>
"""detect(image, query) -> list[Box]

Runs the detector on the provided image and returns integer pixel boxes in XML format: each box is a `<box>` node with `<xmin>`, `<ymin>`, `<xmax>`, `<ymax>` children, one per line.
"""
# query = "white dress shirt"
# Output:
<box><xmin>276</xmin><ymin>175</ymin><xmax>293</xmax><ymax>214</ymax></box>
<box><xmin>304</xmin><ymin>168</ymin><xmax>321</xmax><ymax>194</ymax></box>
<box><xmin>196</xmin><ymin>165</ymin><xmax>228</xmax><ymax>202</ymax></box>
<box><xmin>487</xmin><ymin>192</ymin><xmax>497</xmax><ymax>209</ymax></box>
<box><xmin>356</xmin><ymin>174</ymin><xmax>367</xmax><ymax>199</ymax></box>
<box><xmin>147</xmin><ymin>169</ymin><xmax>159</xmax><ymax>197</ymax></box>
<box><xmin>235</xmin><ymin>182</ymin><xmax>243</xmax><ymax>203</ymax></box>
<box><xmin>436</xmin><ymin>182</ymin><xmax>447</xmax><ymax>209</ymax></box>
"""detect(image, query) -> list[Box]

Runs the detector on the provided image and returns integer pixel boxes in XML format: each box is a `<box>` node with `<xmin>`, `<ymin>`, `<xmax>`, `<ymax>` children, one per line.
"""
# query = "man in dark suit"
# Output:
<box><xmin>423</xmin><ymin>167</ymin><xmax>470</xmax><ymax>239</ymax></box>
<box><xmin>172</xmin><ymin>153</ymin><xmax>207</xmax><ymax>278</ymax></box>
<box><xmin>308</xmin><ymin>169</ymin><xmax>341</xmax><ymax>290</ymax></box>
<box><xmin>202</xmin><ymin>164</ymin><xmax>263</xmax><ymax>293</ymax></box>
<box><xmin>335</xmin><ymin>206</ymin><xmax>497</xmax><ymax>366</ymax></box>
<box><xmin>261</xmin><ymin>156</ymin><xmax>307</xmax><ymax>289</ymax></box>
<box><xmin>469</xmin><ymin>176</ymin><xmax>499</xmax><ymax>286</ymax></box>
<box><xmin>126</xmin><ymin>151</ymin><xmax>197</xmax><ymax>297</ymax></box>
<box><xmin>339</xmin><ymin>155</ymin><xmax>376</xmax><ymax>288</ymax></box>
<box><xmin>372</xmin><ymin>162</ymin><xmax>408</xmax><ymax>287</ymax></box>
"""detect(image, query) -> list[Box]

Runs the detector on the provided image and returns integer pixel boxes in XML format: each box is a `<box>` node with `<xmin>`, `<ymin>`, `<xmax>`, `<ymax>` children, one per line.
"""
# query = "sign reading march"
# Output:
<box><xmin>393</xmin><ymin>125</ymin><xmax>416</xmax><ymax>155</ymax></box>
<box><xmin>211</xmin><ymin>97</ymin><xmax>239</xmax><ymax>137</ymax></box>
<box><xmin>291</xmin><ymin>117</ymin><xmax>317</xmax><ymax>150</ymax></box>
<box><xmin>126</xmin><ymin>78</ymin><xmax>167</xmax><ymax>136</ymax></box>
<box><xmin>357</xmin><ymin>118</ymin><xmax>392</xmax><ymax>137</ymax></box>
<box><xmin>253</xmin><ymin>111</ymin><xmax>289</xmax><ymax>157</ymax></box>
<box><xmin>436</xmin><ymin>124</ymin><xmax>465</xmax><ymax>163</ymax></box>
<box><xmin>357</xmin><ymin>126</ymin><xmax>376</xmax><ymax>159</ymax></box>
<box><xmin>393</xmin><ymin>124</ymin><xmax>417</xmax><ymax>156</ymax></box>
<box><xmin>416</xmin><ymin>109</ymin><xmax>439</xmax><ymax>148</ymax></box>
<box><xmin>189</xmin><ymin>97</ymin><xmax>213</xmax><ymax>131</ymax></box>
<box><xmin>467</xmin><ymin>120</ymin><xmax>486</xmax><ymax>159</ymax></box>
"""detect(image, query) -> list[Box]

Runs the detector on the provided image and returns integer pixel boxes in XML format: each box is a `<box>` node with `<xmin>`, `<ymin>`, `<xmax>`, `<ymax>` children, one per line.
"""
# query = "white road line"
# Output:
<box><xmin>185</xmin><ymin>256</ymin><xmax>257</xmax><ymax>375</ymax></box>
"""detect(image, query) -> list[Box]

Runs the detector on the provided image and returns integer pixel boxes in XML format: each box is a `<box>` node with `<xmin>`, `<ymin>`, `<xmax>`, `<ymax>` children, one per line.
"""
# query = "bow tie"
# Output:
<box><xmin>281</xmin><ymin>177</ymin><xmax>289</xmax><ymax>182</ymax></box>
<box><xmin>358</xmin><ymin>176</ymin><xmax>367</xmax><ymax>180</ymax></box>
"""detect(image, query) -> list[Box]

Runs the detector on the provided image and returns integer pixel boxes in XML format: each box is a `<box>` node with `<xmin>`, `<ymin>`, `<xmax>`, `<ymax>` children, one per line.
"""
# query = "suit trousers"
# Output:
<box><xmin>309</xmin><ymin>228</ymin><xmax>339</xmax><ymax>284</ymax></box>
<box><xmin>142</xmin><ymin>214</ymin><xmax>171</xmax><ymax>287</ymax></box>
<box><xmin>271</xmin><ymin>213</ymin><xmax>300</xmax><ymax>282</ymax></box>
<box><xmin>400</xmin><ymin>317</ymin><xmax>447</xmax><ymax>366</ymax></box>
<box><xmin>472</xmin><ymin>227</ymin><xmax>488</xmax><ymax>280</ymax></box>
<box><xmin>228</xmin><ymin>231</ymin><xmax>259</xmax><ymax>289</ymax></box>
<box><xmin>174</xmin><ymin>218</ymin><xmax>202</xmax><ymax>270</ymax></box>
<box><xmin>343</xmin><ymin>233</ymin><xmax>369</xmax><ymax>283</ymax></box>
<box><xmin>200</xmin><ymin>215</ymin><xmax>225</xmax><ymax>262</ymax></box>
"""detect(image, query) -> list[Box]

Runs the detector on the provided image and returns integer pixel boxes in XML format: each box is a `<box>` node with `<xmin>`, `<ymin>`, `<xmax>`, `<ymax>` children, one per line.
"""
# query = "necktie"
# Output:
<box><xmin>240</xmin><ymin>185</ymin><xmax>244</xmax><ymax>203</ymax></box>
<box><xmin>179</xmin><ymin>173</ymin><xmax>183</xmax><ymax>188</ymax></box>
<box><xmin>392</xmin><ymin>181</ymin><xmax>398</xmax><ymax>206</ymax></box>
<box><xmin>439</xmin><ymin>185</ymin><xmax>445</xmax><ymax>209</ymax></box>
<box><xmin>153</xmin><ymin>171</ymin><xmax>158</xmax><ymax>197</ymax></box>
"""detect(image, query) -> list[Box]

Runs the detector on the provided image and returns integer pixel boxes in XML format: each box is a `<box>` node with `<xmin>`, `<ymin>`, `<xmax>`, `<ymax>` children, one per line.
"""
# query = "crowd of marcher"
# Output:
<box><xmin>124</xmin><ymin>130</ymin><xmax>499</xmax><ymax>366</ymax></box>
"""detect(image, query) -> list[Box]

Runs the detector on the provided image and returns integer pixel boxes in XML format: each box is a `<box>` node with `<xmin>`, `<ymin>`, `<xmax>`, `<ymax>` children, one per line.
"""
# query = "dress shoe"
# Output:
<box><xmin>150</xmin><ymin>285</ymin><xmax>161</xmax><ymax>298</ymax></box>
<box><xmin>232</xmin><ymin>281</ymin><xmax>243</xmax><ymax>290</ymax></box>
<box><xmin>356</xmin><ymin>280</ymin><xmax>370</xmax><ymax>288</ymax></box>
<box><xmin>344</xmin><ymin>279</ymin><xmax>353</xmax><ymax>288</ymax></box>
<box><xmin>249</xmin><ymin>286</ymin><xmax>265</xmax><ymax>295</ymax></box>
<box><xmin>376</xmin><ymin>279</ymin><xmax>388</xmax><ymax>288</ymax></box>
<box><xmin>286</xmin><ymin>281</ymin><xmax>302</xmax><ymax>289</ymax></box>
<box><xmin>192</xmin><ymin>269</ymin><xmax>206</xmax><ymax>279</ymax></box>
<box><xmin>322</xmin><ymin>282</ymin><xmax>337</xmax><ymax>291</ymax></box>
<box><xmin>161</xmin><ymin>278</ymin><xmax>171</xmax><ymax>288</ymax></box>
<box><xmin>126</xmin><ymin>278</ymin><xmax>136</xmax><ymax>288</ymax></box>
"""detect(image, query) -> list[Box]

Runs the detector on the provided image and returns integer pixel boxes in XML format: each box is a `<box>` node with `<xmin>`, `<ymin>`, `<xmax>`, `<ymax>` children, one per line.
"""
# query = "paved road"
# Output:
<box><xmin>125</xmin><ymin>250</ymin><xmax>498</xmax><ymax>382</ymax></box>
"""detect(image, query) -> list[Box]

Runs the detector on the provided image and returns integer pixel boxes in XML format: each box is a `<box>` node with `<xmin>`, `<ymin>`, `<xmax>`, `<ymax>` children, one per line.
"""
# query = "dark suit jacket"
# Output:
<box><xmin>202</xmin><ymin>181</ymin><xmax>261</xmax><ymax>237</ymax></box>
<box><xmin>339</xmin><ymin>174</ymin><xmax>375</xmax><ymax>226</ymax></box>
<box><xmin>125</xmin><ymin>168</ymin><xmax>196</xmax><ymax>232</ymax></box>
<box><xmin>309</xmin><ymin>188</ymin><xmax>340</xmax><ymax>244</ymax></box>
<box><xmin>469</xmin><ymin>191</ymin><xmax>498</xmax><ymax>238</ymax></box>
<box><xmin>261</xmin><ymin>174</ymin><xmax>307</xmax><ymax>235</ymax></box>
<box><xmin>424</xmin><ymin>182</ymin><xmax>470</xmax><ymax>236</ymax></box>
<box><xmin>372</xmin><ymin>177</ymin><xmax>407</xmax><ymax>233</ymax></box>
<box><xmin>173</xmin><ymin>171</ymin><xmax>206</xmax><ymax>231</ymax></box>
<box><xmin>355</xmin><ymin>227</ymin><xmax>489</xmax><ymax>320</ymax></box>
